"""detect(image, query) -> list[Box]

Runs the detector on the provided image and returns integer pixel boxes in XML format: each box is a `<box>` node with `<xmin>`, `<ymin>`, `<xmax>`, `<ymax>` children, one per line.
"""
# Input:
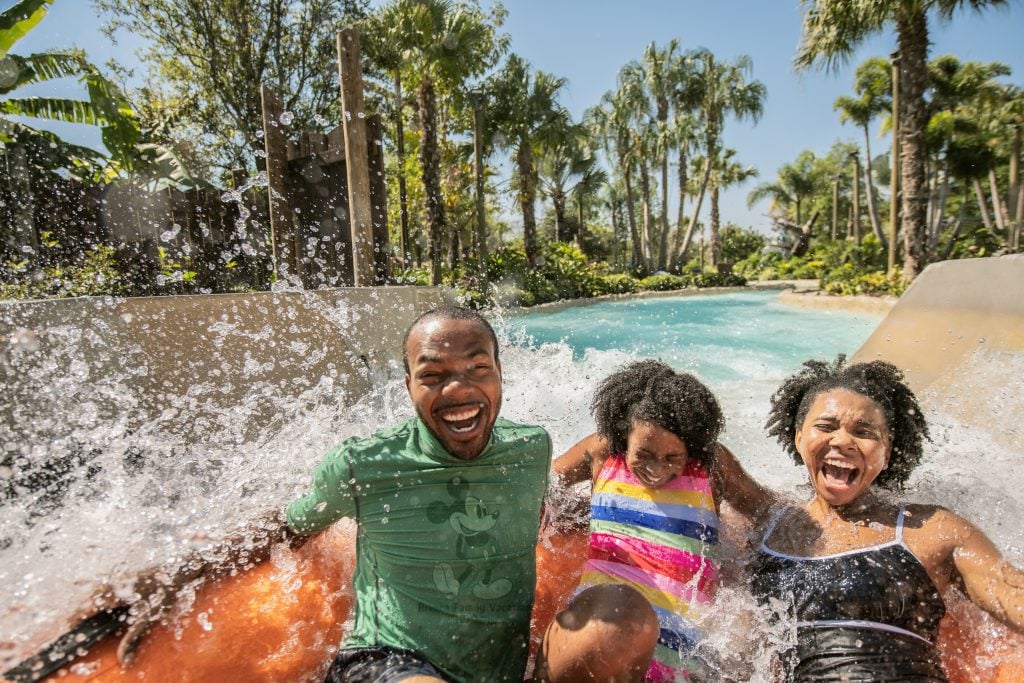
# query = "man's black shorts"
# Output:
<box><xmin>324</xmin><ymin>646</ymin><xmax>453</xmax><ymax>683</ymax></box>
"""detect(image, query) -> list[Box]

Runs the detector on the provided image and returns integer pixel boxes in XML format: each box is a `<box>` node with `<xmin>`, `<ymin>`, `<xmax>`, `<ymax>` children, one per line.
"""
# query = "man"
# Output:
<box><xmin>293</xmin><ymin>306</ymin><xmax>552</xmax><ymax>682</ymax></box>
<box><xmin>75</xmin><ymin>306</ymin><xmax>551</xmax><ymax>683</ymax></box>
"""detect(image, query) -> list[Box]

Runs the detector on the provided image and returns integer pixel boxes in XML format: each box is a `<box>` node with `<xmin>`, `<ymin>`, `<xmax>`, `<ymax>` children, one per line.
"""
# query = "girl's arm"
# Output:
<box><xmin>711</xmin><ymin>444</ymin><xmax>778</xmax><ymax>523</ymax></box>
<box><xmin>552</xmin><ymin>432</ymin><xmax>609</xmax><ymax>487</ymax></box>
<box><xmin>941</xmin><ymin>510</ymin><xmax>1024</xmax><ymax>633</ymax></box>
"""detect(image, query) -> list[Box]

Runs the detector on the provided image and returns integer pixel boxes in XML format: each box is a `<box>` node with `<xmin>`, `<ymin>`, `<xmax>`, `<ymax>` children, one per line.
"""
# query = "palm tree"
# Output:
<box><xmin>834</xmin><ymin>57</ymin><xmax>891</xmax><ymax>247</ymax></box>
<box><xmin>378</xmin><ymin>0</ymin><xmax>506</xmax><ymax>284</ymax></box>
<box><xmin>588</xmin><ymin>80</ymin><xmax>645</xmax><ymax>271</ymax></box>
<box><xmin>748</xmin><ymin>150</ymin><xmax>819</xmax><ymax>224</ymax></box>
<box><xmin>487</xmin><ymin>54</ymin><xmax>570</xmax><ymax>268</ymax></box>
<box><xmin>572</xmin><ymin>160</ymin><xmax>608</xmax><ymax>251</ymax></box>
<box><xmin>639</xmin><ymin>39</ymin><xmax>683</xmax><ymax>269</ymax></box>
<box><xmin>537</xmin><ymin>123</ymin><xmax>591</xmax><ymax>243</ymax></box>
<box><xmin>796</xmin><ymin>0</ymin><xmax>1010</xmax><ymax>280</ymax></box>
<box><xmin>0</xmin><ymin>0</ymin><xmax>145</xmax><ymax>178</ymax></box>
<box><xmin>677</xmin><ymin>49</ymin><xmax>766</xmax><ymax>264</ymax></box>
<box><xmin>708</xmin><ymin>148</ymin><xmax>757</xmax><ymax>266</ymax></box>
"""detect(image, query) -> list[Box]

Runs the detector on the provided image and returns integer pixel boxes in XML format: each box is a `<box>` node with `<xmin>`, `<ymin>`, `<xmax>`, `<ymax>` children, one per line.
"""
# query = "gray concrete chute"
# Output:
<box><xmin>852</xmin><ymin>254</ymin><xmax>1024</xmax><ymax>451</ymax></box>
<box><xmin>0</xmin><ymin>287</ymin><xmax>447</xmax><ymax>503</ymax></box>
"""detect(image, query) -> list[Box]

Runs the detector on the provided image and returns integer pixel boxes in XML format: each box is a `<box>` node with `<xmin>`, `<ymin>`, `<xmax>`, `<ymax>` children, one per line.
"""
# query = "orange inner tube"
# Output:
<box><xmin>29</xmin><ymin>526</ymin><xmax>1024</xmax><ymax>683</ymax></box>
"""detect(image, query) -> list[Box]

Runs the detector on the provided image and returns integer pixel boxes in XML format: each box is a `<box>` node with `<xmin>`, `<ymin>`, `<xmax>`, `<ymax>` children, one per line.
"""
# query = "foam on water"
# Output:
<box><xmin>1</xmin><ymin>291</ymin><xmax>1022</xmax><ymax>679</ymax></box>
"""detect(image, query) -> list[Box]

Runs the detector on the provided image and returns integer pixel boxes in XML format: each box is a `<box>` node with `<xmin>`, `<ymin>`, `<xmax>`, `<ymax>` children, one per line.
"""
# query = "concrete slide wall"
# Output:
<box><xmin>1</xmin><ymin>287</ymin><xmax>448</xmax><ymax>449</ymax></box>
<box><xmin>852</xmin><ymin>254</ymin><xmax>1024</xmax><ymax>450</ymax></box>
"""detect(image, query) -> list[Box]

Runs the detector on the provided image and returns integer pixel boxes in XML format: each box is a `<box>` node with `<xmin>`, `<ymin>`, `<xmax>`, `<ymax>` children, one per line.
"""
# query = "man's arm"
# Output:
<box><xmin>74</xmin><ymin>510</ymin><xmax>311</xmax><ymax>664</ymax></box>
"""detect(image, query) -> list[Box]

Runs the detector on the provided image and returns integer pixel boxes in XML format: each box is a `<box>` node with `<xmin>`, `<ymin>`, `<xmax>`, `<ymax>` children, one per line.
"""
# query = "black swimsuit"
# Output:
<box><xmin>750</xmin><ymin>508</ymin><xmax>948</xmax><ymax>682</ymax></box>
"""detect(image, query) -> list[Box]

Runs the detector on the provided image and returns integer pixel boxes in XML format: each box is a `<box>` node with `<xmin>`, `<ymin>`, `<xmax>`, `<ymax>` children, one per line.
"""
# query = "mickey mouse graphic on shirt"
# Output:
<box><xmin>427</xmin><ymin>475</ymin><xmax>513</xmax><ymax>600</ymax></box>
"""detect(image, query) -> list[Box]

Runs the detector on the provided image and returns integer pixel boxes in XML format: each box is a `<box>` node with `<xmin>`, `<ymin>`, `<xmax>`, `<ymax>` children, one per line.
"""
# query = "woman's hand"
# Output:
<box><xmin>945</xmin><ymin>511</ymin><xmax>1024</xmax><ymax>633</ymax></box>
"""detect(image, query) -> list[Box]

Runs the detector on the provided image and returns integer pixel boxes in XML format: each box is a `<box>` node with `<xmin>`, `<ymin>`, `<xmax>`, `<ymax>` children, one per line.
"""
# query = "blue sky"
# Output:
<box><xmin>15</xmin><ymin>0</ymin><xmax>1024</xmax><ymax>234</ymax></box>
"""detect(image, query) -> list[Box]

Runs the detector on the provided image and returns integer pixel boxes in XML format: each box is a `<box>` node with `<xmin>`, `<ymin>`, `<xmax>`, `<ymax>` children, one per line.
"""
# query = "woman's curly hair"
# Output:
<box><xmin>592</xmin><ymin>360</ymin><xmax>724</xmax><ymax>466</ymax></box>
<box><xmin>765</xmin><ymin>355</ymin><xmax>929</xmax><ymax>490</ymax></box>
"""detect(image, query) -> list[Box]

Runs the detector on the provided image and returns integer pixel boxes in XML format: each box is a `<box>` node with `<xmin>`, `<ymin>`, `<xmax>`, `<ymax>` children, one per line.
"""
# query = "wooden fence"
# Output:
<box><xmin>0</xmin><ymin>28</ymin><xmax>389</xmax><ymax>295</ymax></box>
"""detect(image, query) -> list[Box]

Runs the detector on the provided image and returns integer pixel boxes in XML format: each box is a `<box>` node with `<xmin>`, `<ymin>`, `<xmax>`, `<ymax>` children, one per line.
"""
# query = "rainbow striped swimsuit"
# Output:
<box><xmin>576</xmin><ymin>454</ymin><xmax>719</xmax><ymax>682</ymax></box>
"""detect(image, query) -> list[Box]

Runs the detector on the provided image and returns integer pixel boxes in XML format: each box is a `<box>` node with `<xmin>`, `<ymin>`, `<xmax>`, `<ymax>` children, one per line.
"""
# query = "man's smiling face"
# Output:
<box><xmin>405</xmin><ymin>317</ymin><xmax>502</xmax><ymax>460</ymax></box>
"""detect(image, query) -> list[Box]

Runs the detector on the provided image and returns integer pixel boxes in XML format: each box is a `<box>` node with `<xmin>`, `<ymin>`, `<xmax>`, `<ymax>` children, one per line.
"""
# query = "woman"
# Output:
<box><xmin>747</xmin><ymin>356</ymin><xmax>1024</xmax><ymax>681</ymax></box>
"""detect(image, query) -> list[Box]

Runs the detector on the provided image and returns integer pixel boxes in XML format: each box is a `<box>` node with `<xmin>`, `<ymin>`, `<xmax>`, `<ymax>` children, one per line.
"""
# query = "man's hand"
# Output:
<box><xmin>70</xmin><ymin>552</ymin><xmax>210</xmax><ymax>664</ymax></box>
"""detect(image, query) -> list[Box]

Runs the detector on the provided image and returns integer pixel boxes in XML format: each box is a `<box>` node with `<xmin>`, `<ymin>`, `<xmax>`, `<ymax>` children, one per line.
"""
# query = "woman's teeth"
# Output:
<box><xmin>822</xmin><ymin>458</ymin><xmax>857</xmax><ymax>486</ymax></box>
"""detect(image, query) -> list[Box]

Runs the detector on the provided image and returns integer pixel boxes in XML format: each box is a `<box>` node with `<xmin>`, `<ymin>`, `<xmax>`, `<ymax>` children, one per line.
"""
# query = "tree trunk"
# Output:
<box><xmin>620</xmin><ymin>152</ymin><xmax>644</xmax><ymax>272</ymax></box>
<box><xmin>932</xmin><ymin>165</ymin><xmax>949</xmax><ymax>252</ymax></box>
<box><xmin>553</xmin><ymin>192</ymin><xmax>567</xmax><ymax>243</ymax></box>
<box><xmin>658</xmin><ymin>143</ymin><xmax>670</xmax><ymax>270</ymax></box>
<box><xmin>671</xmin><ymin>147</ymin><xmax>688</xmax><ymax>268</ymax></box>
<box><xmin>861</xmin><ymin>126</ymin><xmax>886</xmax><ymax>247</ymax></box>
<box><xmin>709</xmin><ymin>185</ymin><xmax>721</xmax><ymax>266</ymax></box>
<box><xmin>896</xmin><ymin>10</ymin><xmax>929</xmax><ymax>281</ymax></box>
<box><xmin>417</xmin><ymin>77</ymin><xmax>445</xmax><ymax>285</ymax></box>
<box><xmin>989</xmin><ymin>168</ymin><xmax>1008</xmax><ymax>236</ymax></box>
<box><xmin>1008</xmin><ymin>125</ymin><xmax>1020</xmax><ymax>224</ymax></box>
<box><xmin>974</xmin><ymin>178</ymin><xmax>996</xmax><ymax>236</ymax></box>
<box><xmin>517</xmin><ymin>142</ymin><xmax>539</xmax><ymax>268</ymax></box>
<box><xmin>639</xmin><ymin>159</ymin><xmax>654</xmax><ymax>271</ymax></box>
<box><xmin>676</xmin><ymin>155</ymin><xmax>712</xmax><ymax>264</ymax></box>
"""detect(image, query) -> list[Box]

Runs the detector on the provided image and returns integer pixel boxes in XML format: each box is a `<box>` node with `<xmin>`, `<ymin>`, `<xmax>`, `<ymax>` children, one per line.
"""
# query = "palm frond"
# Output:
<box><xmin>0</xmin><ymin>0</ymin><xmax>54</xmax><ymax>58</ymax></box>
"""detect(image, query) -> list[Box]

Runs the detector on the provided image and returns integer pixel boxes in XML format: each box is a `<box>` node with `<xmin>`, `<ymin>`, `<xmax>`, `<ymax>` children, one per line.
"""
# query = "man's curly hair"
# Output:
<box><xmin>592</xmin><ymin>360</ymin><xmax>724</xmax><ymax>466</ymax></box>
<box><xmin>765</xmin><ymin>355</ymin><xmax>929</xmax><ymax>490</ymax></box>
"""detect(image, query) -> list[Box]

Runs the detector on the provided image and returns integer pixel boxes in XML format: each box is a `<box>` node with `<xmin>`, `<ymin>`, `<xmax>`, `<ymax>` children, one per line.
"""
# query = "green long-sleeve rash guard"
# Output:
<box><xmin>286</xmin><ymin>417</ymin><xmax>552</xmax><ymax>683</ymax></box>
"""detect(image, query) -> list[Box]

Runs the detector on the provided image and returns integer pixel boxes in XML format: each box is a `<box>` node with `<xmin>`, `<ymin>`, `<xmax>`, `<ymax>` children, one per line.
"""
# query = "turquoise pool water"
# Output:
<box><xmin>508</xmin><ymin>290</ymin><xmax>882</xmax><ymax>383</ymax></box>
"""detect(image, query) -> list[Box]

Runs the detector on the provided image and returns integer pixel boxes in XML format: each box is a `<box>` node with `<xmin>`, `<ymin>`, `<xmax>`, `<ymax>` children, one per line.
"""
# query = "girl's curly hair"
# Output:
<box><xmin>765</xmin><ymin>355</ymin><xmax>929</xmax><ymax>490</ymax></box>
<box><xmin>592</xmin><ymin>360</ymin><xmax>724</xmax><ymax>466</ymax></box>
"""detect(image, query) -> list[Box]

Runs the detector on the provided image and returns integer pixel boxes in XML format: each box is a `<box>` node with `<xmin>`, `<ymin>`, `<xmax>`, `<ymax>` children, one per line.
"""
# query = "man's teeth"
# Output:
<box><xmin>441</xmin><ymin>404</ymin><xmax>482</xmax><ymax>432</ymax></box>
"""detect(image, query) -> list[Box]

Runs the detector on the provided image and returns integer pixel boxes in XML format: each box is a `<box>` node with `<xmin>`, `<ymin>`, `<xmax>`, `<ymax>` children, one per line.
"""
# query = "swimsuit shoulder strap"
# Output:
<box><xmin>895</xmin><ymin>506</ymin><xmax>907</xmax><ymax>543</ymax></box>
<box><xmin>759</xmin><ymin>506</ymin><xmax>788</xmax><ymax>551</ymax></box>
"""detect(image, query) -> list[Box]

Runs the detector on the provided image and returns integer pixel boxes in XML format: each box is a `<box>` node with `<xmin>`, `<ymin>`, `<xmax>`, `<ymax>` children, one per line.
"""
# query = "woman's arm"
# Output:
<box><xmin>711</xmin><ymin>444</ymin><xmax>778</xmax><ymax>523</ymax></box>
<box><xmin>942</xmin><ymin>510</ymin><xmax>1024</xmax><ymax>633</ymax></box>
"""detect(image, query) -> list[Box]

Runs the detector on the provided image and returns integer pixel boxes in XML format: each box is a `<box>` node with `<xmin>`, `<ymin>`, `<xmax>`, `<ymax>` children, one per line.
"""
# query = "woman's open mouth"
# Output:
<box><xmin>821</xmin><ymin>457</ymin><xmax>859</xmax><ymax>489</ymax></box>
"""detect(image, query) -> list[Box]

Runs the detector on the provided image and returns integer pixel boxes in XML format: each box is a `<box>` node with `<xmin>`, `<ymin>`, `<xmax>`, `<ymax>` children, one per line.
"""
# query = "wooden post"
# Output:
<box><xmin>260</xmin><ymin>85</ymin><xmax>301</xmax><ymax>283</ymax></box>
<box><xmin>831</xmin><ymin>174</ymin><xmax>840</xmax><ymax>240</ymax></box>
<box><xmin>851</xmin><ymin>153</ymin><xmax>861</xmax><ymax>244</ymax></box>
<box><xmin>394</xmin><ymin>74</ymin><xmax>410</xmax><ymax>268</ymax></box>
<box><xmin>472</xmin><ymin>97</ymin><xmax>487</xmax><ymax>270</ymax></box>
<box><xmin>337</xmin><ymin>28</ymin><xmax>375</xmax><ymax>287</ymax></box>
<box><xmin>366</xmin><ymin>113</ymin><xmax>390</xmax><ymax>284</ymax></box>
<box><xmin>888</xmin><ymin>51</ymin><xmax>900</xmax><ymax>276</ymax></box>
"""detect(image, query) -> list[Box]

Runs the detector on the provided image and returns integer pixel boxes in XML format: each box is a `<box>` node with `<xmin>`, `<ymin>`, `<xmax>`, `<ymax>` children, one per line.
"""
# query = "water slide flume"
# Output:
<box><xmin>5</xmin><ymin>256</ymin><xmax>1024</xmax><ymax>682</ymax></box>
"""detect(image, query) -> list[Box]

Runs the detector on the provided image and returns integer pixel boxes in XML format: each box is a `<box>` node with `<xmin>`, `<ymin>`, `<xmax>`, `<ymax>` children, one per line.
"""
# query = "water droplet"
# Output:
<box><xmin>279</xmin><ymin>111</ymin><xmax>295</xmax><ymax>125</ymax></box>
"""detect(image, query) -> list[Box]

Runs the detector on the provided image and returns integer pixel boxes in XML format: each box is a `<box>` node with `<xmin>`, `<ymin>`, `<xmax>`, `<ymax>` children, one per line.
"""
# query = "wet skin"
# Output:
<box><xmin>404</xmin><ymin>318</ymin><xmax>502</xmax><ymax>460</ymax></box>
<box><xmin>795</xmin><ymin>388</ymin><xmax>891</xmax><ymax>509</ymax></box>
<box><xmin>624</xmin><ymin>420</ymin><xmax>690</xmax><ymax>488</ymax></box>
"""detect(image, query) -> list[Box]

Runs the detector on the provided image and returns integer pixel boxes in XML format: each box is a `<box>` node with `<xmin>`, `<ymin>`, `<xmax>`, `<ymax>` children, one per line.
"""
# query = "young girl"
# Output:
<box><xmin>536</xmin><ymin>360</ymin><xmax>753</xmax><ymax>682</ymax></box>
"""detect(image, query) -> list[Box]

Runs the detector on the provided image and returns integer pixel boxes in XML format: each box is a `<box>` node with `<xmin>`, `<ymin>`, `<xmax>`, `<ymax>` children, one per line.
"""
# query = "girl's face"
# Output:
<box><xmin>795</xmin><ymin>388</ymin><xmax>892</xmax><ymax>508</ymax></box>
<box><xmin>625</xmin><ymin>420</ymin><xmax>689</xmax><ymax>488</ymax></box>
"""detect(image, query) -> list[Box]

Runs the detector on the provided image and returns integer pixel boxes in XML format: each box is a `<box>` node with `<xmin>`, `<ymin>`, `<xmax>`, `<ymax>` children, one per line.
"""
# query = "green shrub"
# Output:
<box><xmin>1</xmin><ymin>244</ymin><xmax>130</xmax><ymax>300</ymax></box>
<box><xmin>637</xmin><ymin>273</ymin><xmax>689</xmax><ymax>291</ymax></box>
<box><xmin>822</xmin><ymin>268</ymin><xmax>906</xmax><ymax>297</ymax></box>
<box><xmin>595</xmin><ymin>273</ymin><xmax>638</xmax><ymax>295</ymax></box>
<box><xmin>691</xmin><ymin>272</ymin><xmax>747</xmax><ymax>288</ymax></box>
